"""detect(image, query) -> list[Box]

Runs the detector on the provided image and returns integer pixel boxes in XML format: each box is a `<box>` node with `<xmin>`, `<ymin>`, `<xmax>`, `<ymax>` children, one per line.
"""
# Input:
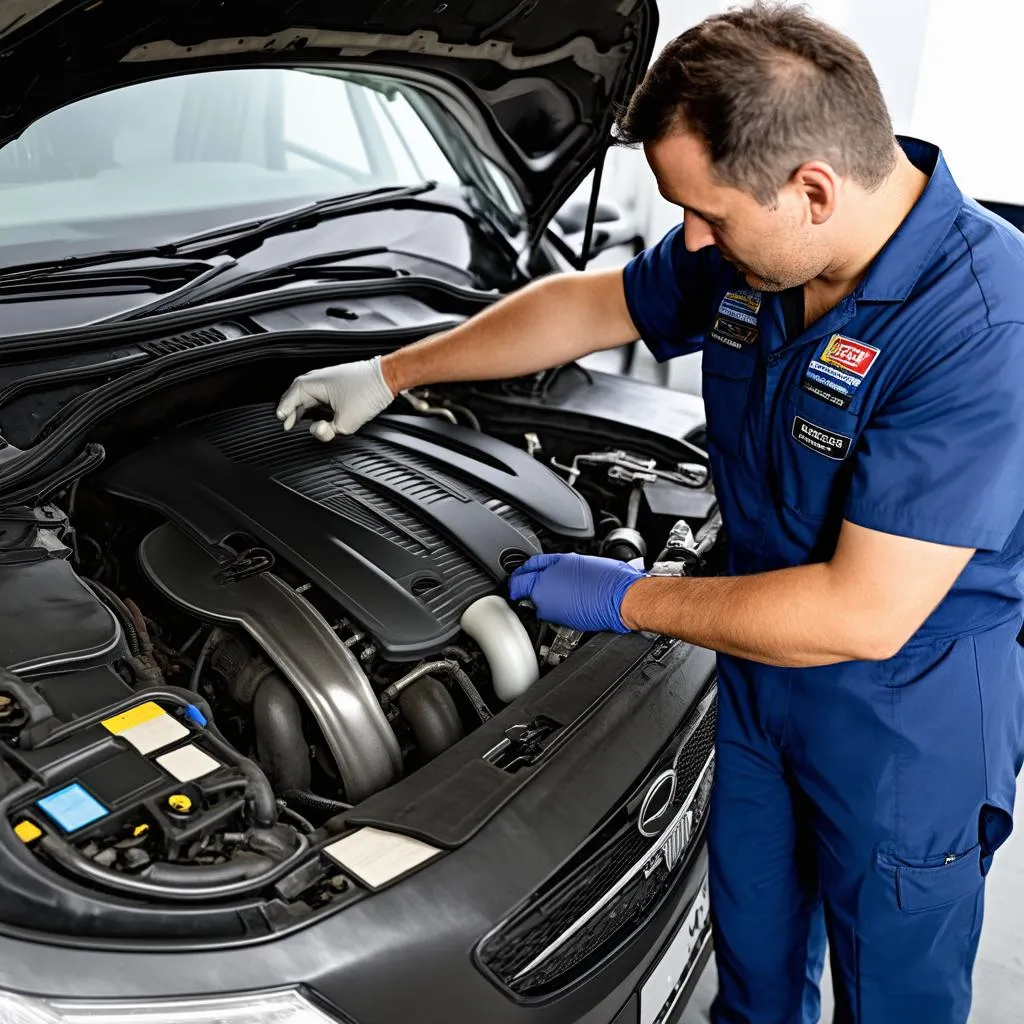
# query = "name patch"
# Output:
<box><xmin>710</xmin><ymin>289</ymin><xmax>762</xmax><ymax>350</ymax></box>
<box><xmin>791</xmin><ymin>415</ymin><xmax>851</xmax><ymax>460</ymax></box>
<box><xmin>801</xmin><ymin>334</ymin><xmax>879</xmax><ymax>409</ymax></box>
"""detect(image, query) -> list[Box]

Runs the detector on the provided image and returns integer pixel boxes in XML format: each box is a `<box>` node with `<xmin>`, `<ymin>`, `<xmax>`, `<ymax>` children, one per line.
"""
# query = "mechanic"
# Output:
<box><xmin>275</xmin><ymin>3</ymin><xmax>1024</xmax><ymax>1021</ymax></box>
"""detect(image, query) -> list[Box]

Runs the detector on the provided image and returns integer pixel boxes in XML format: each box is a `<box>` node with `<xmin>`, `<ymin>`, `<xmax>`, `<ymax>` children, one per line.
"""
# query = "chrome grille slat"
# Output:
<box><xmin>478</xmin><ymin>688</ymin><xmax>717</xmax><ymax>996</ymax></box>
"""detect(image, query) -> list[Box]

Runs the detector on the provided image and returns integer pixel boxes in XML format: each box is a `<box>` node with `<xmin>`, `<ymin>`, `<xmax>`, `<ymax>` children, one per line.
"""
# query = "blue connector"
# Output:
<box><xmin>184</xmin><ymin>703</ymin><xmax>208</xmax><ymax>728</ymax></box>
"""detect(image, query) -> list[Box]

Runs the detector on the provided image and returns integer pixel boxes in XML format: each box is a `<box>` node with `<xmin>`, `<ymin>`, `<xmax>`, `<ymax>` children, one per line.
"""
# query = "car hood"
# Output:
<box><xmin>0</xmin><ymin>0</ymin><xmax>658</xmax><ymax>237</ymax></box>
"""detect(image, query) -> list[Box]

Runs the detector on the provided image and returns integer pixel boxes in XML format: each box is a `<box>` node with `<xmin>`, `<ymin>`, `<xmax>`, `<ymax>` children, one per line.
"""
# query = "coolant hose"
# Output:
<box><xmin>0</xmin><ymin>670</ymin><xmax>55</xmax><ymax>744</ymax></box>
<box><xmin>282</xmin><ymin>788</ymin><xmax>352</xmax><ymax>814</ymax></box>
<box><xmin>37</xmin><ymin>832</ymin><xmax>309</xmax><ymax>901</ymax></box>
<box><xmin>460</xmin><ymin>595</ymin><xmax>539</xmax><ymax>702</ymax></box>
<box><xmin>252</xmin><ymin>673</ymin><xmax>311</xmax><ymax>794</ymax></box>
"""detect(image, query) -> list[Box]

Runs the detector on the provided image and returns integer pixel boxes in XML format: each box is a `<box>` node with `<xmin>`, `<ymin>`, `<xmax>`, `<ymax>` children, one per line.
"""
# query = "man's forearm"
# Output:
<box><xmin>381</xmin><ymin>269</ymin><xmax>635</xmax><ymax>393</ymax></box>
<box><xmin>619</xmin><ymin>564</ymin><xmax>894</xmax><ymax>667</ymax></box>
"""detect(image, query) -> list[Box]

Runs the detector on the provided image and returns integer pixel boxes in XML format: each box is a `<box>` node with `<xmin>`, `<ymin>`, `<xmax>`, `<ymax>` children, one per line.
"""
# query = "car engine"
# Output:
<box><xmin>101</xmin><ymin>406</ymin><xmax>596</xmax><ymax>804</ymax></box>
<box><xmin>0</xmin><ymin>395</ymin><xmax>718</xmax><ymax>913</ymax></box>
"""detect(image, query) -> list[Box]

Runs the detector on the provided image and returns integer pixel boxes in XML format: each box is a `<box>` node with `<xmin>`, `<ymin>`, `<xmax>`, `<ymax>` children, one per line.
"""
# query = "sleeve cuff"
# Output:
<box><xmin>844</xmin><ymin>499</ymin><xmax>1009</xmax><ymax>552</ymax></box>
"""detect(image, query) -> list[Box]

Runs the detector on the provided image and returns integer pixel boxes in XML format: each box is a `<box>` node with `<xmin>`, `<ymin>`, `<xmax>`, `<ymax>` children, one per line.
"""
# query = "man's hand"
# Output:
<box><xmin>276</xmin><ymin>356</ymin><xmax>395</xmax><ymax>442</ymax></box>
<box><xmin>509</xmin><ymin>553</ymin><xmax>646</xmax><ymax>634</ymax></box>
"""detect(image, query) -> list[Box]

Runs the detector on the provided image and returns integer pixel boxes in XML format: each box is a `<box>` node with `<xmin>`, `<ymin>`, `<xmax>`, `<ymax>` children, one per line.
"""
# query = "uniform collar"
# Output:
<box><xmin>856</xmin><ymin>136</ymin><xmax>964</xmax><ymax>303</ymax></box>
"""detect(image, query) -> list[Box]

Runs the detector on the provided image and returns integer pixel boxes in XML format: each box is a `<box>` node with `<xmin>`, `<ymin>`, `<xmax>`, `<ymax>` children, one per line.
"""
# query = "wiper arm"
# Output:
<box><xmin>83</xmin><ymin>255</ymin><xmax>238</xmax><ymax>326</ymax></box>
<box><xmin>0</xmin><ymin>248</ymin><xmax>192</xmax><ymax>285</ymax></box>
<box><xmin>123</xmin><ymin>248</ymin><xmax>401</xmax><ymax>318</ymax></box>
<box><xmin>173</xmin><ymin>182</ymin><xmax>438</xmax><ymax>256</ymax></box>
<box><xmin>0</xmin><ymin>183</ymin><xmax>433</xmax><ymax>285</ymax></box>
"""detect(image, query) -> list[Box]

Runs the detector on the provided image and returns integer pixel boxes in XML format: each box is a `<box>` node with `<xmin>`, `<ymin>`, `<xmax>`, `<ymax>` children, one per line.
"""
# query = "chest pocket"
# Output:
<box><xmin>776</xmin><ymin>386</ymin><xmax>862</xmax><ymax>520</ymax></box>
<box><xmin>702</xmin><ymin>341</ymin><xmax>757</xmax><ymax>458</ymax></box>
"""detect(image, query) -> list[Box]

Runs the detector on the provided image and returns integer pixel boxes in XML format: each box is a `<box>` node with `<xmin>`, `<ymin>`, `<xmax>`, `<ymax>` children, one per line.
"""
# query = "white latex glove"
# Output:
<box><xmin>276</xmin><ymin>356</ymin><xmax>395</xmax><ymax>442</ymax></box>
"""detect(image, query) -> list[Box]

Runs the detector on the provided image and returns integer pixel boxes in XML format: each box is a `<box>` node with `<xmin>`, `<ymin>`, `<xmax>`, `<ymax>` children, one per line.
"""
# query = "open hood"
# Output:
<box><xmin>0</xmin><ymin>0</ymin><xmax>658</xmax><ymax>237</ymax></box>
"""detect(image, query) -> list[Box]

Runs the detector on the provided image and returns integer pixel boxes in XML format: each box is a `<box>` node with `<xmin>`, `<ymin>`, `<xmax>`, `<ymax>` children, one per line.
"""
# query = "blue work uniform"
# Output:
<box><xmin>622</xmin><ymin>137</ymin><xmax>1024</xmax><ymax>1023</ymax></box>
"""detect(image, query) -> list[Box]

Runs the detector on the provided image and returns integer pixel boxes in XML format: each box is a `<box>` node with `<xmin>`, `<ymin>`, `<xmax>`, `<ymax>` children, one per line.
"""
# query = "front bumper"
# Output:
<box><xmin>0</xmin><ymin>637</ymin><xmax>716</xmax><ymax>1024</ymax></box>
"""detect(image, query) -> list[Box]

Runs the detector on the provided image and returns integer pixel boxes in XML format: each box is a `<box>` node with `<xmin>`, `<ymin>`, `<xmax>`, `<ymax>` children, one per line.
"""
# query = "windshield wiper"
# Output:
<box><xmin>84</xmin><ymin>255</ymin><xmax>239</xmax><ymax>326</ymax></box>
<box><xmin>0</xmin><ymin>183</ymin><xmax>434</xmax><ymax>284</ymax></box>
<box><xmin>172</xmin><ymin>182</ymin><xmax>438</xmax><ymax>256</ymax></box>
<box><xmin>120</xmin><ymin>248</ymin><xmax>402</xmax><ymax>319</ymax></box>
<box><xmin>0</xmin><ymin>248</ymin><xmax>196</xmax><ymax>286</ymax></box>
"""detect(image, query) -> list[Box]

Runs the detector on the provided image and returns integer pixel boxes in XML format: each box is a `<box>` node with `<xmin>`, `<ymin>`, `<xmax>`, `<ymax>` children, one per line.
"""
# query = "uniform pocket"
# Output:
<box><xmin>776</xmin><ymin>391</ymin><xmax>859</xmax><ymax>519</ymax></box>
<box><xmin>702</xmin><ymin>343</ymin><xmax>756</xmax><ymax>458</ymax></box>
<box><xmin>879</xmin><ymin>845</ymin><xmax>984</xmax><ymax>913</ymax></box>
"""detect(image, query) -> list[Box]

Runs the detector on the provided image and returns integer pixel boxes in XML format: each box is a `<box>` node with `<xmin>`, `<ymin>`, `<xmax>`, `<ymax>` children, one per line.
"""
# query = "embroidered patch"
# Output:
<box><xmin>791</xmin><ymin>415</ymin><xmax>852</xmax><ymax>460</ymax></box>
<box><xmin>710</xmin><ymin>289</ymin><xmax>762</xmax><ymax>349</ymax></box>
<box><xmin>820</xmin><ymin>335</ymin><xmax>879</xmax><ymax>376</ymax></box>
<box><xmin>720</xmin><ymin>290</ymin><xmax>762</xmax><ymax>324</ymax></box>
<box><xmin>801</xmin><ymin>334</ymin><xmax>879</xmax><ymax>409</ymax></box>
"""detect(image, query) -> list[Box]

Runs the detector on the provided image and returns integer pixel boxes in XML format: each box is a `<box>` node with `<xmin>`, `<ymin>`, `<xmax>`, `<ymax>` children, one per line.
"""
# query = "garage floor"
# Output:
<box><xmin>578</xmin><ymin>346</ymin><xmax>1024</xmax><ymax>1022</ymax></box>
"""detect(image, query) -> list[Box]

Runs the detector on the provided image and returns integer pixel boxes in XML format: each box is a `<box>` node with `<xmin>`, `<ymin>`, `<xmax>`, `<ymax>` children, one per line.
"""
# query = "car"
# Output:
<box><xmin>0</xmin><ymin>2</ymin><xmax>720</xmax><ymax>1022</ymax></box>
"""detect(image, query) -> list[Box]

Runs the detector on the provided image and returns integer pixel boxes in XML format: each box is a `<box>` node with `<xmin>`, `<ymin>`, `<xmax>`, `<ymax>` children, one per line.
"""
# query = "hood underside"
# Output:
<box><xmin>0</xmin><ymin>0</ymin><xmax>658</xmax><ymax>234</ymax></box>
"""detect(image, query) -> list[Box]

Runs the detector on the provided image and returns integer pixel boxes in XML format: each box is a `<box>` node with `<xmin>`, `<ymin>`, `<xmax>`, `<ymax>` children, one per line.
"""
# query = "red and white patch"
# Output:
<box><xmin>820</xmin><ymin>335</ymin><xmax>880</xmax><ymax>377</ymax></box>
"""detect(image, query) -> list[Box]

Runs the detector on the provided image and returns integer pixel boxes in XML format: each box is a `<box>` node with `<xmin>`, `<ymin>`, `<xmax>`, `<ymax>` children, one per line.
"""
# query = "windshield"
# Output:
<box><xmin>0</xmin><ymin>67</ymin><xmax>522</xmax><ymax>266</ymax></box>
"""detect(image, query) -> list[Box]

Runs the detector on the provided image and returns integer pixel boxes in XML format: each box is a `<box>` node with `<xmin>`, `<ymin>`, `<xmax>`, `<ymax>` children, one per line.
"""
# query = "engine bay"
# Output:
<box><xmin>0</xmin><ymin>385</ymin><xmax>720</xmax><ymax>927</ymax></box>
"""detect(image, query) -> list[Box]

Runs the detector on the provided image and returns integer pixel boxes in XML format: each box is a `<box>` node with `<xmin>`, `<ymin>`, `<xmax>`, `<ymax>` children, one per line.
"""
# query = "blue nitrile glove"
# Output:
<box><xmin>508</xmin><ymin>553</ymin><xmax>646</xmax><ymax>633</ymax></box>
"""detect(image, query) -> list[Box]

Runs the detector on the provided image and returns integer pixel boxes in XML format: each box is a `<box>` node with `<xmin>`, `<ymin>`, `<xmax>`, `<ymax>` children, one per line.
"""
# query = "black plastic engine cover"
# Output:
<box><xmin>104</xmin><ymin>406</ymin><xmax>592</xmax><ymax>660</ymax></box>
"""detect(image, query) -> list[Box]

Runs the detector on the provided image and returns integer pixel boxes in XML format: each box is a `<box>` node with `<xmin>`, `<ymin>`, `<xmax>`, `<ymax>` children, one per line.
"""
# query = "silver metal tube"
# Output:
<box><xmin>380</xmin><ymin>660</ymin><xmax>455</xmax><ymax>702</ymax></box>
<box><xmin>139</xmin><ymin>524</ymin><xmax>403</xmax><ymax>803</ymax></box>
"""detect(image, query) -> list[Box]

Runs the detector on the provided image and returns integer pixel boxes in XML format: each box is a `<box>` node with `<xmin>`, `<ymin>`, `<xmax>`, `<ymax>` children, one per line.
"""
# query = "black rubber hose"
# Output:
<box><xmin>447</xmin><ymin>664</ymin><xmax>493</xmax><ymax>723</ymax></box>
<box><xmin>87</xmin><ymin>579</ymin><xmax>141</xmax><ymax>658</ymax></box>
<box><xmin>281</xmin><ymin>789</ymin><xmax>352</xmax><ymax>814</ymax></box>
<box><xmin>142</xmin><ymin>854</ymin><xmax>271</xmax><ymax>886</ymax></box>
<box><xmin>252</xmin><ymin>673</ymin><xmax>311</xmax><ymax>794</ymax></box>
<box><xmin>37</xmin><ymin>833</ymin><xmax>308</xmax><ymax>901</ymax></box>
<box><xmin>0</xmin><ymin>671</ymin><xmax>54</xmax><ymax>733</ymax></box>
<box><xmin>248</xmin><ymin>825</ymin><xmax>303</xmax><ymax>858</ymax></box>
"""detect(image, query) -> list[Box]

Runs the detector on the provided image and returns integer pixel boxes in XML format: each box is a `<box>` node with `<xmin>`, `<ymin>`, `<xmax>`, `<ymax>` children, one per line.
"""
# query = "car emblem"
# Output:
<box><xmin>637</xmin><ymin>768</ymin><xmax>677</xmax><ymax>838</ymax></box>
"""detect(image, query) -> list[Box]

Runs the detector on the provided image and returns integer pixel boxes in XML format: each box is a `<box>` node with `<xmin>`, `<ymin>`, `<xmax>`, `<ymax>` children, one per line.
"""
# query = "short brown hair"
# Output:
<box><xmin>616</xmin><ymin>1</ymin><xmax>897</xmax><ymax>204</ymax></box>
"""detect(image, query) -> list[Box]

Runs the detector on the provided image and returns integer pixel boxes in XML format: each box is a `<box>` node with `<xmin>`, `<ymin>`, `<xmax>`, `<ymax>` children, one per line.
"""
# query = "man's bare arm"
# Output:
<box><xmin>619</xmin><ymin>521</ymin><xmax>974</xmax><ymax>666</ymax></box>
<box><xmin>381</xmin><ymin>267</ymin><xmax>638</xmax><ymax>393</ymax></box>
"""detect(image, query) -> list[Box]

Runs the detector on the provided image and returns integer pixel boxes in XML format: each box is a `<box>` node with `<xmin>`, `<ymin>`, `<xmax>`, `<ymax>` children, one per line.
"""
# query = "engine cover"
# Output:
<box><xmin>104</xmin><ymin>406</ymin><xmax>592</xmax><ymax>660</ymax></box>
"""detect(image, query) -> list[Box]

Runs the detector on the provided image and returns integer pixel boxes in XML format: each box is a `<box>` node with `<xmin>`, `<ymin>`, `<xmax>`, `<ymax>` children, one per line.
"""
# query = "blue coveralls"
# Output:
<box><xmin>622</xmin><ymin>138</ymin><xmax>1024</xmax><ymax>1022</ymax></box>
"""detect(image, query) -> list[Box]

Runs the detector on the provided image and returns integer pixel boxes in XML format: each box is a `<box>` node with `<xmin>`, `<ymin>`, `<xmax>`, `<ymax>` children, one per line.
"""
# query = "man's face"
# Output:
<box><xmin>644</xmin><ymin>129</ymin><xmax>830</xmax><ymax>292</ymax></box>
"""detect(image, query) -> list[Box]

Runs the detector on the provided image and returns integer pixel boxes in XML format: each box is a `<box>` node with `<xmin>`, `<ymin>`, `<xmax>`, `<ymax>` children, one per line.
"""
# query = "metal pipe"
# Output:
<box><xmin>460</xmin><ymin>595</ymin><xmax>539</xmax><ymax>703</ymax></box>
<box><xmin>380</xmin><ymin>660</ymin><xmax>454</xmax><ymax>702</ymax></box>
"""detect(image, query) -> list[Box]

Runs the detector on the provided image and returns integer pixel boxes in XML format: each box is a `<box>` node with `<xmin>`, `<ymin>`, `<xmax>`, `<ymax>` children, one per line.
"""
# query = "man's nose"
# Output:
<box><xmin>683</xmin><ymin>209</ymin><xmax>715</xmax><ymax>252</ymax></box>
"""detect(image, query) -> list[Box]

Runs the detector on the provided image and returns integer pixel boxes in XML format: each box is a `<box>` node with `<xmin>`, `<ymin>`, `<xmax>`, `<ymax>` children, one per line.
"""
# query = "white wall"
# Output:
<box><xmin>909</xmin><ymin>0</ymin><xmax>1024</xmax><ymax>204</ymax></box>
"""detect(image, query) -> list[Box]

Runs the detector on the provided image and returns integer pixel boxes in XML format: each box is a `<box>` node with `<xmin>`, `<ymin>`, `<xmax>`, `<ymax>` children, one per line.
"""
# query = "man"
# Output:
<box><xmin>276</xmin><ymin>4</ymin><xmax>1024</xmax><ymax>1021</ymax></box>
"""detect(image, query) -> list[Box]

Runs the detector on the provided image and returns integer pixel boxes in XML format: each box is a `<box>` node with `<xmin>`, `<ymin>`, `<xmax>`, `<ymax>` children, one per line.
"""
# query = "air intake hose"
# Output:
<box><xmin>460</xmin><ymin>595</ymin><xmax>539</xmax><ymax>702</ymax></box>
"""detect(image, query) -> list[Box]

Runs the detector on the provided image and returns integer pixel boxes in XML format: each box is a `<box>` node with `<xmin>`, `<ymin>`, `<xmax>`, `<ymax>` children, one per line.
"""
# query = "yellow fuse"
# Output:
<box><xmin>15</xmin><ymin>820</ymin><xmax>42</xmax><ymax>843</ymax></box>
<box><xmin>168</xmin><ymin>794</ymin><xmax>192</xmax><ymax>813</ymax></box>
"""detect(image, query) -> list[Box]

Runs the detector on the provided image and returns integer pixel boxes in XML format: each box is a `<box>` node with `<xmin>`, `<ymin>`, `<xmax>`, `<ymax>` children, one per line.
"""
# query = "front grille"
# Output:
<box><xmin>477</xmin><ymin>688</ymin><xmax>717</xmax><ymax>996</ymax></box>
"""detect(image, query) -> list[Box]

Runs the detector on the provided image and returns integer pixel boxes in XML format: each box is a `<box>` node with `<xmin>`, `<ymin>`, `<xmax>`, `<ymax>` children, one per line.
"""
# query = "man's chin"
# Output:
<box><xmin>741</xmin><ymin>270</ymin><xmax>785</xmax><ymax>292</ymax></box>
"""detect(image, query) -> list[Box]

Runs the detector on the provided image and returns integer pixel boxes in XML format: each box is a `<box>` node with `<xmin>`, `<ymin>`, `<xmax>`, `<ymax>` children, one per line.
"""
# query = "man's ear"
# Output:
<box><xmin>791</xmin><ymin>162</ymin><xmax>838</xmax><ymax>225</ymax></box>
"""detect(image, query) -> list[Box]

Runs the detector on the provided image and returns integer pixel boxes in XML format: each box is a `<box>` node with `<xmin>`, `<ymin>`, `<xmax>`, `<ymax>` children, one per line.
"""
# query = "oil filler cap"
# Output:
<box><xmin>168</xmin><ymin>794</ymin><xmax>193</xmax><ymax>814</ymax></box>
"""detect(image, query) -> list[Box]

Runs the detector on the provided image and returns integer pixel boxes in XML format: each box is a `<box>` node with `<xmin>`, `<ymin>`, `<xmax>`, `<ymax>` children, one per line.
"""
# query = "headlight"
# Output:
<box><xmin>0</xmin><ymin>988</ymin><xmax>339</xmax><ymax>1023</ymax></box>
